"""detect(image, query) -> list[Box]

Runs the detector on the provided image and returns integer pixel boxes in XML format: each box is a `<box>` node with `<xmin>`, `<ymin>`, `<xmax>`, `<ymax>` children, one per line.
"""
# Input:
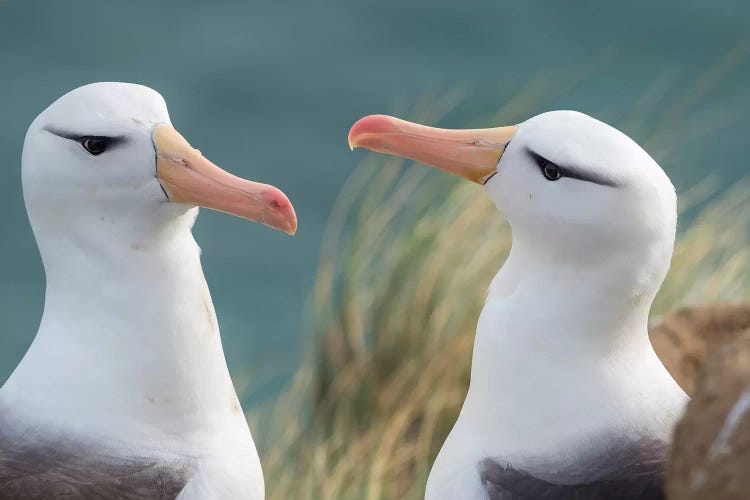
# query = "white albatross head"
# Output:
<box><xmin>348</xmin><ymin>110</ymin><xmax>677</xmax><ymax>303</ymax></box>
<box><xmin>22</xmin><ymin>82</ymin><xmax>297</xmax><ymax>254</ymax></box>
<box><xmin>4</xmin><ymin>82</ymin><xmax>287</xmax><ymax>498</ymax></box>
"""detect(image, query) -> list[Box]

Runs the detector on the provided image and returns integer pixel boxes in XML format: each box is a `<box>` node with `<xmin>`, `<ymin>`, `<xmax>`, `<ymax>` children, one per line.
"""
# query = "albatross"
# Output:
<box><xmin>0</xmin><ymin>82</ymin><xmax>297</xmax><ymax>499</ymax></box>
<box><xmin>348</xmin><ymin>111</ymin><xmax>689</xmax><ymax>499</ymax></box>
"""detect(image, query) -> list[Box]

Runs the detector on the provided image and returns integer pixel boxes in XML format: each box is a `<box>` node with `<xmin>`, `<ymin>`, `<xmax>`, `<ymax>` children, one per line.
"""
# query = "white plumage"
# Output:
<box><xmin>350</xmin><ymin>110</ymin><xmax>688</xmax><ymax>499</ymax></box>
<box><xmin>0</xmin><ymin>82</ymin><xmax>296</xmax><ymax>499</ymax></box>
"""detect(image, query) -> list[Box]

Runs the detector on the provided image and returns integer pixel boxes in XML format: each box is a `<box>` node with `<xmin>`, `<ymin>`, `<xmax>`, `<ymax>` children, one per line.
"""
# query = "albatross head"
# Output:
<box><xmin>22</xmin><ymin>82</ymin><xmax>297</xmax><ymax>250</ymax></box>
<box><xmin>349</xmin><ymin>111</ymin><xmax>676</xmax><ymax>300</ymax></box>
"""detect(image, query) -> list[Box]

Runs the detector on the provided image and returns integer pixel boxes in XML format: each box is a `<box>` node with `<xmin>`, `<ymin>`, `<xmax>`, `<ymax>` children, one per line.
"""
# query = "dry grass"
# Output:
<box><xmin>252</xmin><ymin>69</ymin><xmax>750</xmax><ymax>499</ymax></box>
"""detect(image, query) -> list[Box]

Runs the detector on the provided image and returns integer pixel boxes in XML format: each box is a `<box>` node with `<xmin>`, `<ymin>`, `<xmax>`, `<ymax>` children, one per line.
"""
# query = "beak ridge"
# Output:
<box><xmin>153</xmin><ymin>124</ymin><xmax>297</xmax><ymax>235</ymax></box>
<box><xmin>348</xmin><ymin>114</ymin><xmax>517</xmax><ymax>184</ymax></box>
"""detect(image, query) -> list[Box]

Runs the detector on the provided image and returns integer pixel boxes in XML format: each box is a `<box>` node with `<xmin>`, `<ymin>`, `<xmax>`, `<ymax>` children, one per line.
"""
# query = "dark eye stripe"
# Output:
<box><xmin>526</xmin><ymin>148</ymin><xmax>618</xmax><ymax>187</ymax></box>
<box><xmin>44</xmin><ymin>127</ymin><xmax>127</xmax><ymax>150</ymax></box>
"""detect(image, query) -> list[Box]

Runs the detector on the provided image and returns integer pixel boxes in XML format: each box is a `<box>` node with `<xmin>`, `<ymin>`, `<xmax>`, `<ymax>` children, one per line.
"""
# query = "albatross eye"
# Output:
<box><xmin>80</xmin><ymin>136</ymin><xmax>111</xmax><ymax>156</ymax></box>
<box><xmin>542</xmin><ymin>161</ymin><xmax>562</xmax><ymax>181</ymax></box>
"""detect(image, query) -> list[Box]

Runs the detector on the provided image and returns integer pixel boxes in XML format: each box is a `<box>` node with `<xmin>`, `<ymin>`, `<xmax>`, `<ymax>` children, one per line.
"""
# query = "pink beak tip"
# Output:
<box><xmin>263</xmin><ymin>188</ymin><xmax>297</xmax><ymax>235</ymax></box>
<box><xmin>348</xmin><ymin>114</ymin><xmax>396</xmax><ymax>150</ymax></box>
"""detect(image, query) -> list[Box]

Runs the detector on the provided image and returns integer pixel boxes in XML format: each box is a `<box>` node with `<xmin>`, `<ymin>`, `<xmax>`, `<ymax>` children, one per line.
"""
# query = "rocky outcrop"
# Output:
<box><xmin>650</xmin><ymin>302</ymin><xmax>750</xmax><ymax>396</ymax></box>
<box><xmin>666</xmin><ymin>330</ymin><xmax>750</xmax><ymax>500</ymax></box>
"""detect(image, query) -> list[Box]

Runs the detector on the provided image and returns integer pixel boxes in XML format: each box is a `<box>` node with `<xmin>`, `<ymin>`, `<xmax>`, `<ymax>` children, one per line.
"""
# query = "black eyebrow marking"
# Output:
<box><xmin>525</xmin><ymin>148</ymin><xmax>618</xmax><ymax>187</ymax></box>
<box><xmin>44</xmin><ymin>127</ymin><xmax>127</xmax><ymax>146</ymax></box>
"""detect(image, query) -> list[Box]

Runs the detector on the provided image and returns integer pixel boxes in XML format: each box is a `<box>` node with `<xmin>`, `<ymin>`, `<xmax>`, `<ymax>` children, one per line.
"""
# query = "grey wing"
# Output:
<box><xmin>479</xmin><ymin>439</ymin><xmax>667</xmax><ymax>500</ymax></box>
<box><xmin>0</xmin><ymin>432</ymin><xmax>191</xmax><ymax>499</ymax></box>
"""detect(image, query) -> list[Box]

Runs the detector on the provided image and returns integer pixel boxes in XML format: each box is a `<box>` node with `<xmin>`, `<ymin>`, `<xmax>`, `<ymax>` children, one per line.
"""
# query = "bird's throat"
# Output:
<box><xmin>1</xmin><ymin>229</ymin><xmax>246</xmax><ymax>445</ymax></box>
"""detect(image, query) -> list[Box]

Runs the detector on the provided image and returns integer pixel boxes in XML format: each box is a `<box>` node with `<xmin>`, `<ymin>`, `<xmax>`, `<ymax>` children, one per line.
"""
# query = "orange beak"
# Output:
<box><xmin>153</xmin><ymin>124</ymin><xmax>297</xmax><ymax>235</ymax></box>
<box><xmin>348</xmin><ymin>115</ymin><xmax>517</xmax><ymax>184</ymax></box>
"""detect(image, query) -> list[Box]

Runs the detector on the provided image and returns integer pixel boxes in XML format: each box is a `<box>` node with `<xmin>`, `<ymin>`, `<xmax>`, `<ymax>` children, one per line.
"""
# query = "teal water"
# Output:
<box><xmin>0</xmin><ymin>1</ymin><xmax>748</xmax><ymax>406</ymax></box>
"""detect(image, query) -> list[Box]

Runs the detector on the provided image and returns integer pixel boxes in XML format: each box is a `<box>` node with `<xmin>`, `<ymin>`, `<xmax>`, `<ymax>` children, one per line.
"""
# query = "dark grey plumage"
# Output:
<box><xmin>0</xmin><ymin>411</ymin><xmax>192</xmax><ymax>500</ymax></box>
<box><xmin>479</xmin><ymin>438</ymin><xmax>667</xmax><ymax>500</ymax></box>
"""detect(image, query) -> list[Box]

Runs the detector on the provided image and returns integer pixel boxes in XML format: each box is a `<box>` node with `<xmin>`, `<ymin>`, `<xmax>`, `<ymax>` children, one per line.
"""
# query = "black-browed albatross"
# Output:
<box><xmin>0</xmin><ymin>82</ymin><xmax>297</xmax><ymax>499</ymax></box>
<box><xmin>348</xmin><ymin>111</ymin><xmax>689</xmax><ymax>499</ymax></box>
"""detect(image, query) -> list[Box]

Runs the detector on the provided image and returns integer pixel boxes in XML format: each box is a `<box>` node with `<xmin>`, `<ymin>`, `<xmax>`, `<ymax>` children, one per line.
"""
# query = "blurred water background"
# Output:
<box><xmin>0</xmin><ymin>0</ymin><xmax>748</xmax><ymax>407</ymax></box>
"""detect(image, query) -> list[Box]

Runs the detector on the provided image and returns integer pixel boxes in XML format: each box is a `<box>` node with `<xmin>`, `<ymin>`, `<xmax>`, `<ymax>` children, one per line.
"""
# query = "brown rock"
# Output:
<box><xmin>666</xmin><ymin>330</ymin><xmax>750</xmax><ymax>500</ymax></box>
<box><xmin>650</xmin><ymin>303</ymin><xmax>750</xmax><ymax>395</ymax></box>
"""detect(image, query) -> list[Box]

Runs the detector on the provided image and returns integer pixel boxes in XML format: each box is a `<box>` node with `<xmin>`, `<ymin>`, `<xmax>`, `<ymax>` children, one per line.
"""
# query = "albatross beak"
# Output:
<box><xmin>153</xmin><ymin>124</ymin><xmax>297</xmax><ymax>235</ymax></box>
<box><xmin>348</xmin><ymin>115</ymin><xmax>518</xmax><ymax>184</ymax></box>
